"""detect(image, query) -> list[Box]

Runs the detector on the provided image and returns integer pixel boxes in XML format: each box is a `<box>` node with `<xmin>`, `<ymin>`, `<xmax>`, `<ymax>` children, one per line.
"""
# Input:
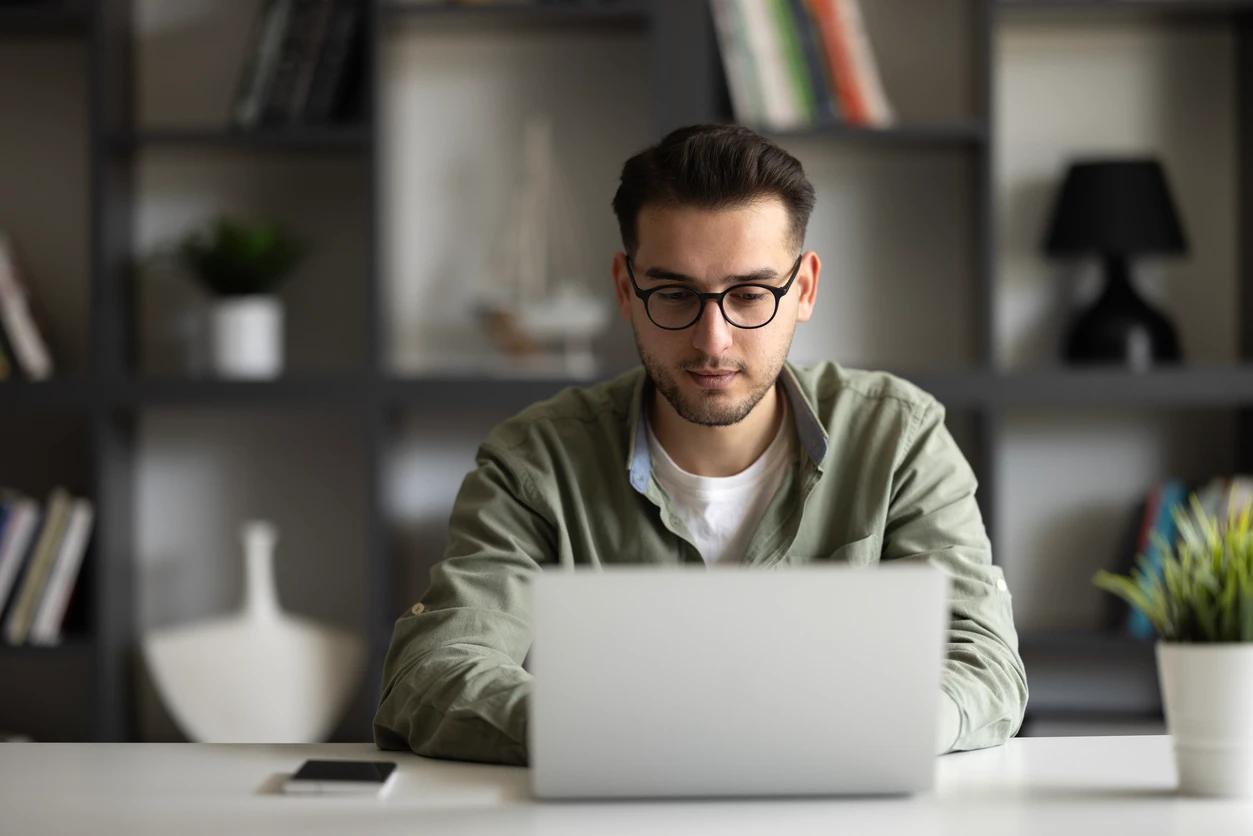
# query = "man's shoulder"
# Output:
<box><xmin>788</xmin><ymin>360</ymin><xmax>941</xmax><ymax>418</ymax></box>
<box><xmin>481</xmin><ymin>366</ymin><xmax>643</xmax><ymax>459</ymax></box>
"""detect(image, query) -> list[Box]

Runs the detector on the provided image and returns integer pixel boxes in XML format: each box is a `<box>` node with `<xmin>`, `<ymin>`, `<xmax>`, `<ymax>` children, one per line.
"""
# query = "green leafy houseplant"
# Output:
<box><xmin>177</xmin><ymin>217</ymin><xmax>307</xmax><ymax>297</ymax></box>
<box><xmin>1093</xmin><ymin>496</ymin><xmax>1253</xmax><ymax>642</ymax></box>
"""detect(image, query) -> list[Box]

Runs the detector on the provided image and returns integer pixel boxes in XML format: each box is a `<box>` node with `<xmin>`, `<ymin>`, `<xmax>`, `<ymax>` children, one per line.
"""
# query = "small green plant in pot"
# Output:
<box><xmin>1094</xmin><ymin>496</ymin><xmax>1253</xmax><ymax>797</ymax></box>
<box><xmin>177</xmin><ymin>217</ymin><xmax>307</xmax><ymax>379</ymax></box>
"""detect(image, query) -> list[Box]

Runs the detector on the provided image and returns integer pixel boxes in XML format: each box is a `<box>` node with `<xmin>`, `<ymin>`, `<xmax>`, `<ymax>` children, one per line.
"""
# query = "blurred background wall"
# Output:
<box><xmin>2</xmin><ymin>0</ymin><xmax>1248</xmax><ymax>743</ymax></box>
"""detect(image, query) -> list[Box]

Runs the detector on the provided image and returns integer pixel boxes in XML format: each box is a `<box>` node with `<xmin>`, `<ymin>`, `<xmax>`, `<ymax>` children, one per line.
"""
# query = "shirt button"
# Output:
<box><xmin>996</xmin><ymin>578</ymin><xmax>1008</xmax><ymax>592</ymax></box>
<box><xmin>410</xmin><ymin>602</ymin><xmax>426</xmax><ymax>615</ymax></box>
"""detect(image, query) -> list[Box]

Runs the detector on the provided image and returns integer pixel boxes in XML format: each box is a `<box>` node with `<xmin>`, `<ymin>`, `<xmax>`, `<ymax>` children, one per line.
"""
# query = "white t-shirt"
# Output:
<box><xmin>646</xmin><ymin>402</ymin><xmax>793</xmax><ymax>567</ymax></box>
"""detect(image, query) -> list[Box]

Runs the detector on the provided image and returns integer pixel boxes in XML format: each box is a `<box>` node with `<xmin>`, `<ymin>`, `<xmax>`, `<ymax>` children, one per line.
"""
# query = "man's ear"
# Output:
<box><xmin>612</xmin><ymin>252</ymin><xmax>633</xmax><ymax>322</ymax></box>
<box><xmin>794</xmin><ymin>251</ymin><xmax>820</xmax><ymax>323</ymax></box>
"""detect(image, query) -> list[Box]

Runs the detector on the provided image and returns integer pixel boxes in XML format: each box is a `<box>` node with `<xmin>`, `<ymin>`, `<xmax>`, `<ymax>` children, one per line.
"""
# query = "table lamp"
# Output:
<box><xmin>1043</xmin><ymin>158</ymin><xmax>1188</xmax><ymax>367</ymax></box>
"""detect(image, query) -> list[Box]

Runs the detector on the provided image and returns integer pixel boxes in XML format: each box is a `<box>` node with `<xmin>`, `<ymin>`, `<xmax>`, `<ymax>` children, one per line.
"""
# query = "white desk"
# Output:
<box><xmin>2</xmin><ymin>735</ymin><xmax>1251</xmax><ymax>835</ymax></box>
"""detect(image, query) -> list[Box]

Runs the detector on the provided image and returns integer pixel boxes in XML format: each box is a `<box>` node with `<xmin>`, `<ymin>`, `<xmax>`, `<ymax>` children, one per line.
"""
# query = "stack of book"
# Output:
<box><xmin>0</xmin><ymin>487</ymin><xmax>94</xmax><ymax>647</ymax></box>
<box><xmin>1118</xmin><ymin>475</ymin><xmax>1253</xmax><ymax>640</ymax></box>
<box><xmin>0</xmin><ymin>234</ymin><xmax>55</xmax><ymax>382</ymax></box>
<box><xmin>231</xmin><ymin>0</ymin><xmax>366</xmax><ymax>131</ymax></box>
<box><xmin>710</xmin><ymin>0</ymin><xmax>893</xmax><ymax>132</ymax></box>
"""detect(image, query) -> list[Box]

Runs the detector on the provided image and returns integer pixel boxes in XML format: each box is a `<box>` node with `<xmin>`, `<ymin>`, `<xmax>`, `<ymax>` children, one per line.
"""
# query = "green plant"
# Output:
<box><xmin>177</xmin><ymin>217</ymin><xmax>307</xmax><ymax>297</ymax></box>
<box><xmin>1094</xmin><ymin>496</ymin><xmax>1253</xmax><ymax>642</ymax></box>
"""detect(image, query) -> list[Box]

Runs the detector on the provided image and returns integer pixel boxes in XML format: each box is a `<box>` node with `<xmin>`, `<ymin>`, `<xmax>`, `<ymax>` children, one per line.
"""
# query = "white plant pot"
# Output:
<box><xmin>210</xmin><ymin>296</ymin><xmax>283</xmax><ymax>379</ymax></box>
<box><xmin>1158</xmin><ymin>642</ymin><xmax>1253</xmax><ymax>797</ymax></box>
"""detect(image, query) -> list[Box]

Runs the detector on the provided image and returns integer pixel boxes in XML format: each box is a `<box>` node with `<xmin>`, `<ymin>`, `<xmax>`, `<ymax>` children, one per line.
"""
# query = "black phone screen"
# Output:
<box><xmin>290</xmin><ymin>760</ymin><xmax>397</xmax><ymax>783</ymax></box>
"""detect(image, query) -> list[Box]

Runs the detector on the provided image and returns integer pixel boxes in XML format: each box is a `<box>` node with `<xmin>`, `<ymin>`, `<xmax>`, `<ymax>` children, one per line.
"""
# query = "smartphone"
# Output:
<box><xmin>282</xmin><ymin>759</ymin><xmax>398</xmax><ymax>796</ymax></box>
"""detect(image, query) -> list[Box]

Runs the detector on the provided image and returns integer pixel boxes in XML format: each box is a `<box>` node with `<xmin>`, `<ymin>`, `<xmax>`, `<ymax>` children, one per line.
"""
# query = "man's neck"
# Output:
<box><xmin>648</xmin><ymin>382</ymin><xmax>785</xmax><ymax>478</ymax></box>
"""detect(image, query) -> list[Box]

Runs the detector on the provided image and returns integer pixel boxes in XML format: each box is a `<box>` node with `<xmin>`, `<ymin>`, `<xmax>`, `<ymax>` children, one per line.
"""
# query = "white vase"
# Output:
<box><xmin>141</xmin><ymin>520</ymin><xmax>365</xmax><ymax>743</ymax></box>
<box><xmin>210</xmin><ymin>296</ymin><xmax>284</xmax><ymax>378</ymax></box>
<box><xmin>1158</xmin><ymin>642</ymin><xmax>1253</xmax><ymax>797</ymax></box>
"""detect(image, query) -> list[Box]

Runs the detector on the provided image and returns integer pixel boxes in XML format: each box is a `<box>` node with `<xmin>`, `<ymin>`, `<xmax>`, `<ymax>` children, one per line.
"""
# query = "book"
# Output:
<box><xmin>807</xmin><ymin>0</ymin><xmax>867</xmax><ymax>124</ymax></box>
<box><xmin>301</xmin><ymin>0</ymin><xmax>365</xmax><ymax>125</ymax></box>
<box><xmin>788</xmin><ymin>0</ymin><xmax>841</xmax><ymax>124</ymax></box>
<box><xmin>736</xmin><ymin>0</ymin><xmax>805</xmax><ymax>130</ymax></box>
<box><xmin>0</xmin><ymin>494</ymin><xmax>40</xmax><ymax>621</ymax></box>
<box><xmin>4</xmin><ymin>488</ymin><xmax>71</xmax><ymax>645</ymax></box>
<box><xmin>232</xmin><ymin>0</ymin><xmax>297</xmax><ymax>130</ymax></box>
<box><xmin>29</xmin><ymin>498</ymin><xmax>94</xmax><ymax>646</ymax></box>
<box><xmin>0</xmin><ymin>234</ymin><xmax>54</xmax><ymax>380</ymax></box>
<box><xmin>711</xmin><ymin>0</ymin><xmax>764</xmax><ymax>126</ymax></box>
<box><xmin>261</xmin><ymin>0</ymin><xmax>334</xmax><ymax>127</ymax></box>
<box><xmin>288</xmin><ymin>0</ymin><xmax>337</xmax><ymax>120</ymax></box>
<box><xmin>835</xmin><ymin>0</ymin><xmax>893</xmax><ymax>126</ymax></box>
<box><xmin>1128</xmin><ymin>479</ymin><xmax>1186</xmax><ymax>640</ymax></box>
<box><xmin>1124</xmin><ymin>482</ymin><xmax>1163</xmax><ymax>639</ymax></box>
<box><xmin>770</xmin><ymin>0</ymin><xmax>817</xmax><ymax>125</ymax></box>
<box><xmin>0</xmin><ymin>504</ymin><xmax>9</xmax><ymax>610</ymax></box>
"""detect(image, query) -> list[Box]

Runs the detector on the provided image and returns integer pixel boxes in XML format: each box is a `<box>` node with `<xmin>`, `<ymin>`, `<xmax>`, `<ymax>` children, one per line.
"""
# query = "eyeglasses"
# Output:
<box><xmin>625</xmin><ymin>254</ymin><xmax>803</xmax><ymax>331</ymax></box>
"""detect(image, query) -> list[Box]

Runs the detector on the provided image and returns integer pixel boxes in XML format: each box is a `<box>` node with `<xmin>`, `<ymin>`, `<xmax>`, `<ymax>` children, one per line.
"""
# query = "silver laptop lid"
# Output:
<box><xmin>529</xmin><ymin>563</ymin><xmax>949</xmax><ymax>800</ymax></box>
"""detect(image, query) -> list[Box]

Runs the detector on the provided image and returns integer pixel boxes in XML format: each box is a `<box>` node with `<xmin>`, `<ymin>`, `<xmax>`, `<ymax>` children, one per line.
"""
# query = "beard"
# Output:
<box><xmin>632</xmin><ymin>320</ymin><xmax>793</xmax><ymax>428</ymax></box>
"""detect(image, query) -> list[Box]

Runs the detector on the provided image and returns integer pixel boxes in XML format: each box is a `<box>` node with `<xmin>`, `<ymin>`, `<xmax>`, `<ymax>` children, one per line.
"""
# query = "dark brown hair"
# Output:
<box><xmin>611</xmin><ymin>124</ymin><xmax>816</xmax><ymax>256</ymax></box>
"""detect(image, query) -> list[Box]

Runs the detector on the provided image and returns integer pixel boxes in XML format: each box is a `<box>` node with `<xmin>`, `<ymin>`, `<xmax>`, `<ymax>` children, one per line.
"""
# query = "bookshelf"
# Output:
<box><xmin>1</xmin><ymin>0</ymin><xmax>1252</xmax><ymax>741</ymax></box>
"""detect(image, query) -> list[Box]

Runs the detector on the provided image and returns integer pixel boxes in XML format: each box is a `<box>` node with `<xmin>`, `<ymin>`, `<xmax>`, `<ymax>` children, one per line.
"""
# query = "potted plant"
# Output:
<box><xmin>1094</xmin><ymin>496</ymin><xmax>1253</xmax><ymax>797</ymax></box>
<box><xmin>177</xmin><ymin>217</ymin><xmax>306</xmax><ymax>379</ymax></box>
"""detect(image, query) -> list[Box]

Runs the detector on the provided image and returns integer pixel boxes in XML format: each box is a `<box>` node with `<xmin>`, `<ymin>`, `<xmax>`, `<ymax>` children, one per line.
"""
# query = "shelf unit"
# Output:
<box><xmin>2</xmin><ymin>0</ymin><xmax>1252</xmax><ymax>740</ymax></box>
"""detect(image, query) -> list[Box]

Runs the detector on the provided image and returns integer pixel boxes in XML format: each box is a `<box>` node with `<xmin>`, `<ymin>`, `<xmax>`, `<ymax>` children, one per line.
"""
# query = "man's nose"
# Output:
<box><xmin>690</xmin><ymin>298</ymin><xmax>734</xmax><ymax>356</ymax></box>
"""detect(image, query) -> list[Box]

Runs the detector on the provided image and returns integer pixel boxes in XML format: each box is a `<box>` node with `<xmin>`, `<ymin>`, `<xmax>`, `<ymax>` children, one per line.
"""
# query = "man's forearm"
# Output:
<box><xmin>939</xmin><ymin>607</ymin><xmax>1028</xmax><ymax>752</ymax></box>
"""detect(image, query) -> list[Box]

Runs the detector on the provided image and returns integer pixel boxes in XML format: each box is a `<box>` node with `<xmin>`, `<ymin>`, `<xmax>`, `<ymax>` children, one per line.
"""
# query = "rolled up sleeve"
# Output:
<box><xmin>883</xmin><ymin>400</ymin><xmax>1028</xmax><ymax>753</ymax></box>
<box><xmin>373</xmin><ymin>443</ymin><xmax>553</xmax><ymax>765</ymax></box>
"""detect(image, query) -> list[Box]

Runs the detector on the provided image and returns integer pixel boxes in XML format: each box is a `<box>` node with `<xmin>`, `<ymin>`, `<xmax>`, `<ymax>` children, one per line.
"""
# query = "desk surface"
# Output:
<box><xmin>2</xmin><ymin>735</ymin><xmax>1251</xmax><ymax>835</ymax></box>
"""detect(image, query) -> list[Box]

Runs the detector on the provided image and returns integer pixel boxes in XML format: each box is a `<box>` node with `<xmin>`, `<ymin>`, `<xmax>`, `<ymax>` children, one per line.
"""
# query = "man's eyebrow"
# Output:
<box><xmin>642</xmin><ymin>265</ymin><xmax>780</xmax><ymax>284</ymax></box>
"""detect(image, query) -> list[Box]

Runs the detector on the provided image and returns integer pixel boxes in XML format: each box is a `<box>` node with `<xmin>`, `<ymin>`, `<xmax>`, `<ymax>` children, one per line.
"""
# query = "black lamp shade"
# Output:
<box><xmin>1044</xmin><ymin>159</ymin><xmax>1188</xmax><ymax>257</ymax></box>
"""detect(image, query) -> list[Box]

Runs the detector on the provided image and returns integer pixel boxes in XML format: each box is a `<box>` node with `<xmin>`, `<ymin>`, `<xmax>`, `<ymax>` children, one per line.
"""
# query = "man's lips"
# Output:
<box><xmin>686</xmin><ymin>369</ymin><xmax>739</xmax><ymax>389</ymax></box>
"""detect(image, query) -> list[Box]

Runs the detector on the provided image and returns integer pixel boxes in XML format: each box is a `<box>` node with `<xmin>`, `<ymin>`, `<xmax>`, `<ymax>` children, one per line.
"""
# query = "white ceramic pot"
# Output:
<box><xmin>1158</xmin><ymin>642</ymin><xmax>1253</xmax><ymax>797</ymax></box>
<box><xmin>210</xmin><ymin>296</ymin><xmax>283</xmax><ymax>378</ymax></box>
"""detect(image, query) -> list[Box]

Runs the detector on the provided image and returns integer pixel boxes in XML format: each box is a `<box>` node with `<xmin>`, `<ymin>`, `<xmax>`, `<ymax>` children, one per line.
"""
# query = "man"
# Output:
<box><xmin>374</xmin><ymin>124</ymin><xmax>1027</xmax><ymax>765</ymax></box>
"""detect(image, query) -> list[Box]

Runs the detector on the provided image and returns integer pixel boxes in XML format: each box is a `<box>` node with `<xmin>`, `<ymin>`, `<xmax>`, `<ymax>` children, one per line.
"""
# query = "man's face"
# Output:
<box><xmin>612</xmin><ymin>199</ymin><xmax>818</xmax><ymax>427</ymax></box>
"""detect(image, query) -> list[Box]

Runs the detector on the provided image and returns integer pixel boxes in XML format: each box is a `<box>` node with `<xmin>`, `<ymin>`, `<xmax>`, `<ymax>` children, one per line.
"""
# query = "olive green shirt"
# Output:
<box><xmin>373</xmin><ymin>361</ymin><xmax>1028</xmax><ymax>765</ymax></box>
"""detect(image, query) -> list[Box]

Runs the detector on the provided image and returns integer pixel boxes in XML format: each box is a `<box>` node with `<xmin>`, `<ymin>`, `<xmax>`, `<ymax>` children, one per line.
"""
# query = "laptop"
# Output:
<box><xmin>528</xmin><ymin>563</ymin><xmax>950</xmax><ymax>800</ymax></box>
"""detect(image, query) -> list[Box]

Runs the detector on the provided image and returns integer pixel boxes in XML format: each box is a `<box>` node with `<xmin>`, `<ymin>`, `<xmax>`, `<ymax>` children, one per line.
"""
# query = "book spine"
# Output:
<box><xmin>288</xmin><ymin>0</ymin><xmax>337</xmax><ymax>120</ymax></box>
<box><xmin>791</xmin><ymin>0</ymin><xmax>841</xmax><ymax>124</ymax></box>
<box><xmin>4</xmin><ymin>488</ymin><xmax>71</xmax><ymax>645</ymax></box>
<box><xmin>0</xmin><ymin>236</ymin><xmax>53</xmax><ymax>380</ymax></box>
<box><xmin>30</xmin><ymin>499</ymin><xmax>94</xmax><ymax>646</ymax></box>
<box><xmin>0</xmin><ymin>500</ymin><xmax>39</xmax><ymax>618</ymax></box>
<box><xmin>1127</xmin><ymin>483</ymin><xmax>1163</xmax><ymax>639</ymax></box>
<box><xmin>771</xmin><ymin>0</ymin><xmax>817</xmax><ymax>124</ymax></box>
<box><xmin>302</xmin><ymin>0</ymin><xmax>364</xmax><ymax>124</ymax></box>
<box><xmin>262</xmin><ymin>0</ymin><xmax>326</xmax><ymax>127</ymax></box>
<box><xmin>0</xmin><ymin>506</ymin><xmax>9</xmax><ymax>604</ymax></box>
<box><xmin>1132</xmin><ymin>480</ymin><xmax>1187</xmax><ymax>640</ymax></box>
<box><xmin>836</xmin><ymin>0</ymin><xmax>893</xmax><ymax>125</ymax></box>
<box><xmin>711</xmin><ymin>0</ymin><xmax>761</xmax><ymax>126</ymax></box>
<box><xmin>808</xmin><ymin>0</ymin><xmax>865</xmax><ymax>125</ymax></box>
<box><xmin>737</xmin><ymin>0</ymin><xmax>803</xmax><ymax>130</ymax></box>
<box><xmin>233</xmin><ymin>0</ymin><xmax>295</xmax><ymax>130</ymax></box>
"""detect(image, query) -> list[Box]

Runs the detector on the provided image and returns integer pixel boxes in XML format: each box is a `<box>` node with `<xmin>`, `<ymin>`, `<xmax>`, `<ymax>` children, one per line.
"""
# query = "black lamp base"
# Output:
<box><xmin>1063</xmin><ymin>255</ymin><xmax>1182</xmax><ymax>368</ymax></box>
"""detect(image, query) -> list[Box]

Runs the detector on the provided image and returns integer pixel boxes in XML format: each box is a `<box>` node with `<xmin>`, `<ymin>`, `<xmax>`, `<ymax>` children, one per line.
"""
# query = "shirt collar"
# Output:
<box><xmin>625</xmin><ymin>361</ymin><xmax>828</xmax><ymax>495</ymax></box>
